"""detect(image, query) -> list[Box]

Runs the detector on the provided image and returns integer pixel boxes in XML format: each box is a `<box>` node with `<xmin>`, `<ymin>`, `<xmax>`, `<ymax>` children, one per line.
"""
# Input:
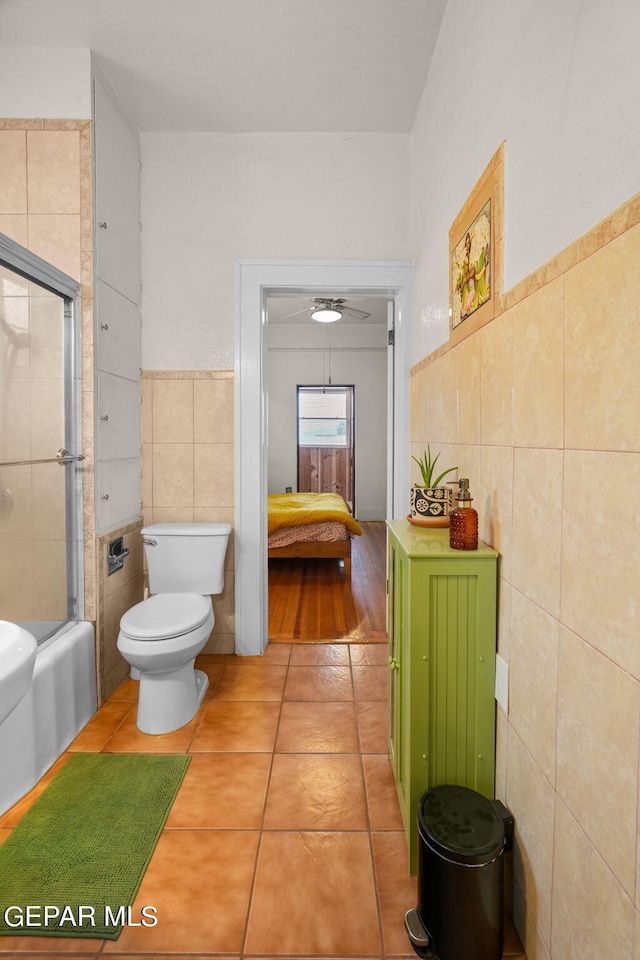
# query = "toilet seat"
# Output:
<box><xmin>120</xmin><ymin>593</ymin><xmax>211</xmax><ymax>641</ymax></box>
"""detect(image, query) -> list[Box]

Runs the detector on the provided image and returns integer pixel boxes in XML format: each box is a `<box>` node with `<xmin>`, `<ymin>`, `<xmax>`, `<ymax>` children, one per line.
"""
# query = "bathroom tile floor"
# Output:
<box><xmin>0</xmin><ymin>642</ymin><xmax>526</xmax><ymax>959</ymax></box>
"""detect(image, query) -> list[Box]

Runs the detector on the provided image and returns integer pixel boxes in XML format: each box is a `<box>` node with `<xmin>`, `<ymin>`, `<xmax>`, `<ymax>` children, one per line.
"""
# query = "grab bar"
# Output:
<box><xmin>0</xmin><ymin>448</ymin><xmax>86</xmax><ymax>468</ymax></box>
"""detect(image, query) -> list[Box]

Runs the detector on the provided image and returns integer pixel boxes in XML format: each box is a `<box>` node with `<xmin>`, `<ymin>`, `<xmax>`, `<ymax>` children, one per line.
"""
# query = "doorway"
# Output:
<box><xmin>235</xmin><ymin>259</ymin><xmax>412</xmax><ymax>656</ymax></box>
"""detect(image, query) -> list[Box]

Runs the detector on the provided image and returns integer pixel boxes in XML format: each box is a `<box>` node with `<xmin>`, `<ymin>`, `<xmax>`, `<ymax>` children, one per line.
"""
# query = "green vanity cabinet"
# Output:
<box><xmin>386</xmin><ymin>520</ymin><xmax>498</xmax><ymax>874</ymax></box>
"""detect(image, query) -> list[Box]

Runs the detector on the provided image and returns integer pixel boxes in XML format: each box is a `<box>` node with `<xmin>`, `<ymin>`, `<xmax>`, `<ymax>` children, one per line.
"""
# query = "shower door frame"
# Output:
<box><xmin>0</xmin><ymin>232</ymin><xmax>85</xmax><ymax>633</ymax></box>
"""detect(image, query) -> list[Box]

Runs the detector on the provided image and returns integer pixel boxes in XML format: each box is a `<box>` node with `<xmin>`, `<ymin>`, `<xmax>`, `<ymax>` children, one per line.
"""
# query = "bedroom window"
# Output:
<box><xmin>297</xmin><ymin>385</ymin><xmax>355</xmax><ymax>509</ymax></box>
<box><xmin>297</xmin><ymin>385</ymin><xmax>352</xmax><ymax>447</ymax></box>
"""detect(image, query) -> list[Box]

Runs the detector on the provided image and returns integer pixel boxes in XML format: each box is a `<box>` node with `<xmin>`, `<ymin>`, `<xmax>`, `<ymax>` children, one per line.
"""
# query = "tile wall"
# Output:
<box><xmin>141</xmin><ymin>370</ymin><xmax>235</xmax><ymax>653</ymax></box>
<box><xmin>0</xmin><ymin>120</ymin><xmax>97</xmax><ymax>624</ymax></box>
<box><xmin>410</xmin><ymin>193</ymin><xmax>640</xmax><ymax>960</ymax></box>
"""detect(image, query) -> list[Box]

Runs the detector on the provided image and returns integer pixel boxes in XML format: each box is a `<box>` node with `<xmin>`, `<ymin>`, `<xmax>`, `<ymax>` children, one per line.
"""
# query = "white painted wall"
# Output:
<box><xmin>0</xmin><ymin>48</ymin><xmax>91</xmax><ymax>118</ymax></box>
<box><xmin>266</xmin><ymin>322</ymin><xmax>387</xmax><ymax>520</ymax></box>
<box><xmin>140</xmin><ymin>133</ymin><xmax>411</xmax><ymax>369</ymax></box>
<box><xmin>411</xmin><ymin>0</ymin><xmax>640</xmax><ymax>360</ymax></box>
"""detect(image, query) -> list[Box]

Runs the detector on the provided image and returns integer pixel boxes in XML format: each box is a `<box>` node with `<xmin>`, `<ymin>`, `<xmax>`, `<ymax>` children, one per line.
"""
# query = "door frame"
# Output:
<box><xmin>234</xmin><ymin>259</ymin><xmax>412</xmax><ymax>655</ymax></box>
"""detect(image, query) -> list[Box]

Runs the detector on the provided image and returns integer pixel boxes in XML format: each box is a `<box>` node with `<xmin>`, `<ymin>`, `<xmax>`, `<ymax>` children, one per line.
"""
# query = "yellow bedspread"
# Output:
<box><xmin>267</xmin><ymin>492</ymin><xmax>363</xmax><ymax>537</ymax></box>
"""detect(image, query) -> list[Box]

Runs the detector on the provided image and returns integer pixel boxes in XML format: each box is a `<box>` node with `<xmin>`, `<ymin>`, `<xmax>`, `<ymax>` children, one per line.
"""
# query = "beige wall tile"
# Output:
<box><xmin>425</xmin><ymin>358</ymin><xmax>443</xmax><ymax>442</ymax></box>
<box><xmin>557</xmin><ymin>625</ymin><xmax>639</xmax><ymax>896</ymax></box>
<box><xmin>565</xmin><ymin>224</ymin><xmax>640</xmax><ymax>452</ymax></box>
<box><xmin>212</xmin><ymin>571</ymin><xmax>235</xmax><ymax>635</ymax></box>
<box><xmin>0</xmin><ymin>465</ymin><xmax>32</xmax><ymax>540</ymax></box>
<box><xmin>0</xmin><ymin>295</ymin><xmax>29</xmax><ymax>377</ymax></box>
<box><xmin>480</xmin><ymin>309</ymin><xmax>513</xmax><ymax>445</ymax></box>
<box><xmin>0</xmin><ymin>131</ymin><xmax>27</xmax><ymax>213</ymax></box>
<box><xmin>30</xmin><ymin>378</ymin><xmax>64</xmax><ymax>459</ymax></box>
<box><xmin>439</xmin><ymin>349</ymin><xmax>457</xmax><ymax>442</ymax></box>
<box><xmin>32</xmin><ymin>462</ymin><xmax>66</xmax><ymax>540</ymax></box>
<box><xmin>0</xmin><ymin>214</ymin><xmax>28</xmax><ymax>250</ymax></box>
<box><xmin>27</xmin><ymin>215</ymin><xmax>81</xmax><ymax>281</ymax></box>
<box><xmin>32</xmin><ymin>539</ymin><xmax>67</xmax><ymax>619</ymax></box>
<box><xmin>410</xmin><ymin>367</ymin><xmax>428</xmax><ymax>444</ymax></box>
<box><xmin>151</xmin><ymin>507</ymin><xmax>195</xmax><ymax>523</ymax></box>
<box><xmin>0</xmin><ymin>379</ymin><xmax>31</xmax><ymax>461</ymax></box>
<box><xmin>455</xmin><ymin>332</ymin><xmax>480</xmax><ymax>445</ymax></box>
<box><xmin>194</xmin><ymin>443</ymin><xmax>234</xmax><ymax>507</ymax></box>
<box><xmin>512</xmin><ymin>278</ymin><xmax>563</xmax><ymax>449</ymax></box>
<box><xmin>551</xmin><ymin>800</ymin><xmax>634</xmax><ymax>960</ymax></box>
<box><xmin>152</xmin><ymin>379</ymin><xmax>194</xmax><ymax>443</ymax></box>
<box><xmin>202</xmin><ymin>632</ymin><xmax>235</xmax><ymax>655</ymax></box>
<box><xmin>561</xmin><ymin>450</ymin><xmax>640</xmax><ymax>679</ymax></box>
<box><xmin>0</xmin><ymin>539</ymin><xmax>33</xmax><ymax>621</ymax></box>
<box><xmin>512</xmin><ymin>883</ymin><xmax>551</xmax><ymax>960</ymax></box>
<box><xmin>152</xmin><ymin>443</ymin><xmax>194</xmax><ymax>508</ymax></box>
<box><xmin>141</xmin><ymin>378</ymin><xmax>153</xmax><ymax>443</ymax></box>
<box><xmin>141</xmin><ymin>442</ymin><xmax>153</xmax><ymax>509</ymax></box>
<box><xmin>509</xmin><ymin>590</ymin><xmax>558</xmax><ymax>783</ymax></box>
<box><xmin>30</xmin><ymin>295</ymin><xmax>64</xmax><ymax>379</ymax></box>
<box><xmin>478</xmin><ymin>444</ymin><xmax>513</xmax><ymax>582</ymax></box>
<box><xmin>102</xmin><ymin>572</ymin><xmax>145</xmax><ymax>677</ymax></box>
<box><xmin>497</xmin><ymin>576</ymin><xmax>512</xmax><ymax>659</ymax></box>
<box><xmin>506</xmin><ymin>729</ymin><xmax>556</xmax><ymax>944</ymax></box>
<box><xmin>26</xmin><ymin>131</ymin><xmax>80</xmax><ymax>215</ymax></box>
<box><xmin>194</xmin><ymin>378</ymin><xmax>234</xmax><ymax>443</ymax></box>
<box><xmin>511</xmin><ymin>447</ymin><xmax>562</xmax><ymax>617</ymax></box>
<box><xmin>103</xmin><ymin>523</ymin><xmax>144</xmax><ymax>600</ymax></box>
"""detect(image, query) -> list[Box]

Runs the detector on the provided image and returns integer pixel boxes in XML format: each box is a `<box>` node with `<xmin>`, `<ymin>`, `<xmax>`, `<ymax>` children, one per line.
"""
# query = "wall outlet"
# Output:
<box><xmin>495</xmin><ymin>653</ymin><xmax>509</xmax><ymax>714</ymax></box>
<box><xmin>285</xmin><ymin>486</ymin><xmax>292</xmax><ymax>493</ymax></box>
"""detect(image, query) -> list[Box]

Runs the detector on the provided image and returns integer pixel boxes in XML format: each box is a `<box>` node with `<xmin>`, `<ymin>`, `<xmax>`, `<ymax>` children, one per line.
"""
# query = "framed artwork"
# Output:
<box><xmin>449</xmin><ymin>143</ymin><xmax>504</xmax><ymax>345</ymax></box>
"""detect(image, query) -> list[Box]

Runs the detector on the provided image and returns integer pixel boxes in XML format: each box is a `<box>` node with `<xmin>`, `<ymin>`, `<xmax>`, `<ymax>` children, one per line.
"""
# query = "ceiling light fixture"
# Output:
<box><xmin>311</xmin><ymin>300</ymin><xmax>343</xmax><ymax>323</ymax></box>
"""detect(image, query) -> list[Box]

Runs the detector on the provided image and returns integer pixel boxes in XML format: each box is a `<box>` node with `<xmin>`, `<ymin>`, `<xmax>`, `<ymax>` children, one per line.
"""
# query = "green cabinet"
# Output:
<box><xmin>386</xmin><ymin>520</ymin><xmax>498</xmax><ymax>874</ymax></box>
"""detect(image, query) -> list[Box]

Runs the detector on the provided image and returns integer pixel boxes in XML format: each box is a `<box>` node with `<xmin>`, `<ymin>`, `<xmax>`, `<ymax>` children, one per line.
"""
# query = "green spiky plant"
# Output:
<box><xmin>412</xmin><ymin>445</ymin><xmax>457</xmax><ymax>488</ymax></box>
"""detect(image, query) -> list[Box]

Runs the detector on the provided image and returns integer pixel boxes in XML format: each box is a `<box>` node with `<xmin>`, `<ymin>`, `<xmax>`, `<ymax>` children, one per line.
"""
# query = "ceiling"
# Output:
<box><xmin>0</xmin><ymin>0</ymin><xmax>446</xmax><ymax>133</ymax></box>
<box><xmin>268</xmin><ymin>296</ymin><xmax>389</xmax><ymax>325</ymax></box>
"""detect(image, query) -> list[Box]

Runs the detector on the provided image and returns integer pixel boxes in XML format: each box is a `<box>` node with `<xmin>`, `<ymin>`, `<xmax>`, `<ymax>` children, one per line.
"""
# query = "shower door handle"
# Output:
<box><xmin>0</xmin><ymin>449</ymin><xmax>86</xmax><ymax>467</ymax></box>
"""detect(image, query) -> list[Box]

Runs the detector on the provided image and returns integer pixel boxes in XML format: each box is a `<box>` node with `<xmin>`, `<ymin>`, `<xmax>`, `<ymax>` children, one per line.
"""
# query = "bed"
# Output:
<box><xmin>267</xmin><ymin>492</ymin><xmax>363</xmax><ymax>578</ymax></box>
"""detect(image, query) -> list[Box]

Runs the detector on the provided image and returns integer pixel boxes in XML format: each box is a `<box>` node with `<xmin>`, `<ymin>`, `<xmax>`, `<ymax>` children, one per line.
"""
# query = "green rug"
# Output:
<box><xmin>0</xmin><ymin>752</ymin><xmax>190</xmax><ymax>940</ymax></box>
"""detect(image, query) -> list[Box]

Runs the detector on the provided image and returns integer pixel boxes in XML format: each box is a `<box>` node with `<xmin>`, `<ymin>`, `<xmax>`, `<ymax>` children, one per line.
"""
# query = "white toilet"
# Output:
<box><xmin>117</xmin><ymin>522</ymin><xmax>231</xmax><ymax>734</ymax></box>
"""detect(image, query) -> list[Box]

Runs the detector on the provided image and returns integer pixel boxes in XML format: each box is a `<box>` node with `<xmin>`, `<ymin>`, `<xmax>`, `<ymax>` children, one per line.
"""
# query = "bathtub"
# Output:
<box><xmin>0</xmin><ymin>621</ymin><xmax>97</xmax><ymax>816</ymax></box>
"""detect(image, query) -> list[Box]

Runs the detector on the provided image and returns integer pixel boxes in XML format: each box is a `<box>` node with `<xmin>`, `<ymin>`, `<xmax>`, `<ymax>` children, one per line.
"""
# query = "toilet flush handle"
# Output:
<box><xmin>142</xmin><ymin>537</ymin><xmax>157</xmax><ymax>546</ymax></box>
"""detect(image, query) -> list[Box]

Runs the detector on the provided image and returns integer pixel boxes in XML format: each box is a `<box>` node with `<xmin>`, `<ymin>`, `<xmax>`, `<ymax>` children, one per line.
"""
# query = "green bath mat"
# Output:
<box><xmin>0</xmin><ymin>752</ymin><xmax>190</xmax><ymax>940</ymax></box>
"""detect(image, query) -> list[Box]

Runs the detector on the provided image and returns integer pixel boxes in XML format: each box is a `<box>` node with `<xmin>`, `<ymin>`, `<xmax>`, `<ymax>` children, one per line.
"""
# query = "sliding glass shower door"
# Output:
<box><xmin>0</xmin><ymin>235</ymin><xmax>83</xmax><ymax>643</ymax></box>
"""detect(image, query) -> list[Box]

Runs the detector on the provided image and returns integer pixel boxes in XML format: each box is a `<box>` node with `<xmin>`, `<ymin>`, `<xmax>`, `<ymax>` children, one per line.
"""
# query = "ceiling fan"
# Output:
<box><xmin>278</xmin><ymin>297</ymin><xmax>372</xmax><ymax>323</ymax></box>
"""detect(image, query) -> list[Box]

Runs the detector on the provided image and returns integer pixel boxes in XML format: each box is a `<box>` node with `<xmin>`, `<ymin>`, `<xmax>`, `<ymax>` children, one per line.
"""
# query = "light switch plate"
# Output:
<box><xmin>495</xmin><ymin>653</ymin><xmax>509</xmax><ymax>713</ymax></box>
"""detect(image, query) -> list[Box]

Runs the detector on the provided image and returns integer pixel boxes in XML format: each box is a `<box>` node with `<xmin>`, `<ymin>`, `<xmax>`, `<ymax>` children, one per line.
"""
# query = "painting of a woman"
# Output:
<box><xmin>451</xmin><ymin>201</ymin><xmax>491</xmax><ymax>327</ymax></box>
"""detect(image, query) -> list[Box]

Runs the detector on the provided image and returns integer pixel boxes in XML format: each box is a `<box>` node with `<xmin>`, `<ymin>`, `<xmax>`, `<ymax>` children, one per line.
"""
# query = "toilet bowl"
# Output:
<box><xmin>116</xmin><ymin>521</ymin><xmax>231</xmax><ymax>735</ymax></box>
<box><xmin>118</xmin><ymin>593</ymin><xmax>214</xmax><ymax>734</ymax></box>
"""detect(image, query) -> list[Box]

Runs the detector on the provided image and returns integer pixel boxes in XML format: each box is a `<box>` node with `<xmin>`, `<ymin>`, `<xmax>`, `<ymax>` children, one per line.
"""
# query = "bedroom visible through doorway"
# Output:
<box><xmin>297</xmin><ymin>385</ymin><xmax>355</xmax><ymax>511</ymax></box>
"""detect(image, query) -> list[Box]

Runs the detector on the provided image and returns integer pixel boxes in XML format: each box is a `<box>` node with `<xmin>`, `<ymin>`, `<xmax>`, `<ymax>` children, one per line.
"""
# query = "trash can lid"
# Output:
<box><xmin>418</xmin><ymin>785</ymin><xmax>505</xmax><ymax>865</ymax></box>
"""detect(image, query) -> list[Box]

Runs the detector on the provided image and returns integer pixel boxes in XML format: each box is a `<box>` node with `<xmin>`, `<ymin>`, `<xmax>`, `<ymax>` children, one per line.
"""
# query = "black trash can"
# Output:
<box><xmin>405</xmin><ymin>784</ymin><xmax>513</xmax><ymax>960</ymax></box>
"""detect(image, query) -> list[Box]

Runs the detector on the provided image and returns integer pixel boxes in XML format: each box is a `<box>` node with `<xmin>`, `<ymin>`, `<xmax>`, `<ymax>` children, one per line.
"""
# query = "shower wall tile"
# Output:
<box><xmin>26</xmin><ymin>131</ymin><xmax>80</xmax><ymax>215</ymax></box>
<box><xmin>0</xmin><ymin>131</ymin><xmax>27</xmax><ymax>213</ymax></box>
<box><xmin>142</xmin><ymin>371</ymin><xmax>236</xmax><ymax>651</ymax></box>
<box><xmin>27</xmin><ymin>215</ymin><xmax>81</xmax><ymax>282</ymax></box>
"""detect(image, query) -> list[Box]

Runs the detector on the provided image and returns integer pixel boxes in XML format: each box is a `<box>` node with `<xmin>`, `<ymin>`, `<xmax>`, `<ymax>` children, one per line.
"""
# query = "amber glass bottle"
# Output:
<box><xmin>449</xmin><ymin>478</ymin><xmax>478</xmax><ymax>550</ymax></box>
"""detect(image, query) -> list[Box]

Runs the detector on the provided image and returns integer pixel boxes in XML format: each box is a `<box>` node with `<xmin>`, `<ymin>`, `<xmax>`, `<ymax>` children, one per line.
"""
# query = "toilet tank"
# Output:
<box><xmin>142</xmin><ymin>522</ymin><xmax>231</xmax><ymax>596</ymax></box>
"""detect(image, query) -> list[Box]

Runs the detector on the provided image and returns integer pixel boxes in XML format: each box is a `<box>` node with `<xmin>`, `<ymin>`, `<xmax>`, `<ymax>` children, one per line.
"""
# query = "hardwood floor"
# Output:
<box><xmin>268</xmin><ymin>521</ymin><xmax>387</xmax><ymax>643</ymax></box>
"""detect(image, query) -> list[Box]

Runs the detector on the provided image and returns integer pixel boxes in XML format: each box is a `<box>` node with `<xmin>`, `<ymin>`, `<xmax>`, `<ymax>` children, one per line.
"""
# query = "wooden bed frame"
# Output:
<box><xmin>267</xmin><ymin>537</ymin><xmax>352</xmax><ymax>578</ymax></box>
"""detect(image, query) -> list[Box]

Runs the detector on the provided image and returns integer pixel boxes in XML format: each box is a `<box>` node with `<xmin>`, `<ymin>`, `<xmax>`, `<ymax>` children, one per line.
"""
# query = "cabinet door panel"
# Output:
<box><xmin>94</xmin><ymin>78</ymin><xmax>140</xmax><ymax>305</ymax></box>
<box><xmin>96</xmin><ymin>280</ymin><xmax>140</xmax><ymax>380</ymax></box>
<box><xmin>97</xmin><ymin>459</ymin><xmax>141</xmax><ymax>531</ymax></box>
<box><xmin>97</xmin><ymin>372</ymin><xmax>140</xmax><ymax>461</ymax></box>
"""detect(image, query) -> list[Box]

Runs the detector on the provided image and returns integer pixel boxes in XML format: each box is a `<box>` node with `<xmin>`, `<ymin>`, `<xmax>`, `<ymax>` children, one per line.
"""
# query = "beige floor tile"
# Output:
<box><xmin>356</xmin><ymin>701</ymin><xmax>389</xmax><ymax>754</ymax></box>
<box><xmin>290</xmin><ymin>643</ymin><xmax>350</xmax><ymax>665</ymax></box>
<box><xmin>350</xmin><ymin>643</ymin><xmax>389</xmax><ymax>665</ymax></box>
<box><xmin>264</xmin><ymin>754</ymin><xmax>367</xmax><ymax>830</ymax></box>
<box><xmin>102</xmin><ymin>707</ymin><xmax>202</xmax><ymax>753</ymax></box>
<box><xmin>276</xmin><ymin>701</ymin><xmax>359</xmax><ymax>753</ymax></box>
<box><xmin>166</xmin><ymin>753</ymin><xmax>271</xmax><ymax>829</ymax></box>
<box><xmin>363</xmin><ymin>754</ymin><xmax>404</xmax><ymax>830</ymax></box>
<box><xmin>68</xmin><ymin>700</ymin><xmax>132</xmax><ymax>752</ymax></box>
<box><xmin>108</xmin><ymin>677</ymin><xmax>139</xmax><ymax>701</ymax></box>
<box><xmin>190</xmin><ymin>700</ymin><xmax>280</xmax><ymax>752</ymax></box>
<box><xmin>213</xmin><ymin>664</ymin><xmax>287</xmax><ymax>701</ymax></box>
<box><xmin>103</xmin><ymin>830</ymin><xmax>259</xmax><ymax>954</ymax></box>
<box><xmin>245</xmin><ymin>832</ymin><xmax>381</xmax><ymax>955</ymax></box>
<box><xmin>352</xmin><ymin>664</ymin><xmax>388</xmax><ymax>701</ymax></box>
<box><xmin>230</xmin><ymin>642</ymin><xmax>291</xmax><ymax>665</ymax></box>
<box><xmin>371</xmin><ymin>831</ymin><xmax>416</xmax><ymax>955</ymax></box>
<box><xmin>284</xmin><ymin>665</ymin><xmax>353</xmax><ymax>701</ymax></box>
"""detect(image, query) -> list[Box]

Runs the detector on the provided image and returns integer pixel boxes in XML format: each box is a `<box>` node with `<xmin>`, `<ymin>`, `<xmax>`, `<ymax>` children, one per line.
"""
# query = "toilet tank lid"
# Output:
<box><xmin>142</xmin><ymin>522</ymin><xmax>232</xmax><ymax>537</ymax></box>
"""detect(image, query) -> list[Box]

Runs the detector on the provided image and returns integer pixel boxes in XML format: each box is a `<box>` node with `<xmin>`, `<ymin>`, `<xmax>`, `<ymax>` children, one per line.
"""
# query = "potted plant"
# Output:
<box><xmin>410</xmin><ymin>446</ymin><xmax>458</xmax><ymax>525</ymax></box>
